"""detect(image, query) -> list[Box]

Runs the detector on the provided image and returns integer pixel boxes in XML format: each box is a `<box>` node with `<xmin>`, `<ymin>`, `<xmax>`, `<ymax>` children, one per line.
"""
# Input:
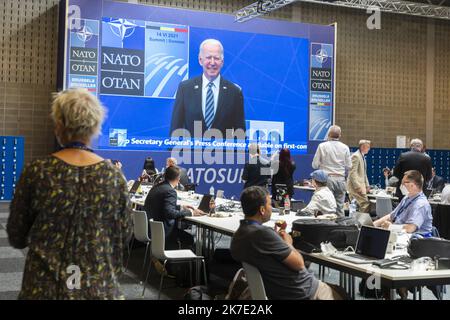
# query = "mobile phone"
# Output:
<box><xmin>372</xmin><ymin>259</ymin><xmax>397</xmax><ymax>268</ymax></box>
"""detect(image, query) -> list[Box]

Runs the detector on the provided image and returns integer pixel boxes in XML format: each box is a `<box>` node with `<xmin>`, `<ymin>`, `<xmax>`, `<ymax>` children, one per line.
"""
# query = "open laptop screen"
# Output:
<box><xmin>197</xmin><ymin>194</ymin><xmax>212</xmax><ymax>213</ymax></box>
<box><xmin>129</xmin><ymin>181</ymin><xmax>141</xmax><ymax>194</ymax></box>
<box><xmin>355</xmin><ymin>226</ymin><xmax>391</xmax><ymax>259</ymax></box>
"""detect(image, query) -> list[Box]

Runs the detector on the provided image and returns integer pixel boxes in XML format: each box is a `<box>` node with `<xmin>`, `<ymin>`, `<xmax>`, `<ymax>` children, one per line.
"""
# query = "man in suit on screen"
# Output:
<box><xmin>169</xmin><ymin>39</ymin><xmax>245</xmax><ymax>138</ymax></box>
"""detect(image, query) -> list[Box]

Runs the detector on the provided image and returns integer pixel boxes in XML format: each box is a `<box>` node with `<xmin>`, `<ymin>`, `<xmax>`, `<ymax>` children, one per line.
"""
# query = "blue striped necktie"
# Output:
<box><xmin>204</xmin><ymin>82</ymin><xmax>215</xmax><ymax>129</ymax></box>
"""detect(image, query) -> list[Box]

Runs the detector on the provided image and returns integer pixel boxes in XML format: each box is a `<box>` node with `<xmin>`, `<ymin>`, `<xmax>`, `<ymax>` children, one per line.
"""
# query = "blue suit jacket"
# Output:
<box><xmin>170</xmin><ymin>75</ymin><xmax>245</xmax><ymax>137</ymax></box>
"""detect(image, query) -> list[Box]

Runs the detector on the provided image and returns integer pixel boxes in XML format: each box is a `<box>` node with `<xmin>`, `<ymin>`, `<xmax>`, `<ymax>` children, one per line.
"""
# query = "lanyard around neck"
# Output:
<box><xmin>62</xmin><ymin>141</ymin><xmax>94</xmax><ymax>153</ymax></box>
<box><xmin>393</xmin><ymin>193</ymin><xmax>421</xmax><ymax>222</ymax></box>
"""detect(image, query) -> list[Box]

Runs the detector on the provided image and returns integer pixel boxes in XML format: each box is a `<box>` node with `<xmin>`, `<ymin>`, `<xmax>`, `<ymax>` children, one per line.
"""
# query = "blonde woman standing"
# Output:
<box><xmin>7</xmin><ymin>88</ymin><xmax>131</xmax><ymax>299</ymax></box>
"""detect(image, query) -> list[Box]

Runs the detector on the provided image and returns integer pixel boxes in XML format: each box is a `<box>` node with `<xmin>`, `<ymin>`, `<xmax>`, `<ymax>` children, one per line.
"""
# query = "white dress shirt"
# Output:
<box><xmin>202</xmin><ymin>74</ymin><xmax>220</xmax><ymax>122</ymax></box>
<box><xmin>301</xmin><ymin>186</ymin><xmax>337</xmax><ymax>215</ymax></box>
<box><xmin>312</xmin><ymin>140</ymin><xmax>352</xmax><ymax>177</ymax></box>
<box><xmin>441</xmin><ymin>185</ymin><xmax>450</xmax><ymax>204</ymax></box>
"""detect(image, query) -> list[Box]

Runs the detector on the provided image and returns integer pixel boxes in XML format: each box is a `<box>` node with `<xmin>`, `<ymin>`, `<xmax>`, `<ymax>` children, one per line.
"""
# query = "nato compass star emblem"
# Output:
<box><xmin>314</xmin><ymin>48</ymin><xmax>329</xmax><ymax>64</ymax></box>
<box><xmin>107</xmin><ymin>18</ymin><xmax>137</xmax><ymax>41</ymax></box>
<box><xmin>76</xmin><ymin>25</ymin><xmax>93</xmax><ymax>43</ymax></box>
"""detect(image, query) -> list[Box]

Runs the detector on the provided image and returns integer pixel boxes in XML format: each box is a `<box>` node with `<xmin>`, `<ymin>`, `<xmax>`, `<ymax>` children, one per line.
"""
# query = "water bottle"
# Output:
<box><xmin>283</xmin><ymin>195</ymin><xmax>291</xmax><ymax>215</ymax></box>
<box><xmin>349</xmin><ymin>199</ymin><xmax>357</xmax><ymax>217</ymax></box>
<box><xmin>209</xmin><ymin>186</ymin><xmax>215</xmax><ymax>216</ymax></box>
<box><xmin>209</xmin><ymin>197</ymin><xmax>216</xmax><ymax>216</ymax></box>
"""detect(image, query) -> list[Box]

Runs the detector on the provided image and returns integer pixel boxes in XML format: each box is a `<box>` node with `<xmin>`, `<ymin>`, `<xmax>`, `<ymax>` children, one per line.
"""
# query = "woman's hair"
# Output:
<box><xmin>51</xmin><ymin>88</ymin><xmax>105</xmax><ymax>145</ymax></box>
<box><xmin>279</xmin><ymin>148</ymin><xmax>293</xmax><ymax>176</ymax></box>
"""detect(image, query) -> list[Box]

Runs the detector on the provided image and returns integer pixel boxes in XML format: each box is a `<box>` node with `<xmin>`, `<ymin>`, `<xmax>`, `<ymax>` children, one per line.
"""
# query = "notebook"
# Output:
<box><xmin>331</xmin><ymin>225</ymin><xmax>391</xmax><ymax>264</ymax></box>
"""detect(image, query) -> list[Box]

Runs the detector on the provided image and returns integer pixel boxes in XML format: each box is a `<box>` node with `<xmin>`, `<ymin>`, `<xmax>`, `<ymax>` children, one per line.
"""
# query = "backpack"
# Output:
<box><xmin>292</xmin><ymin>217</ymin><xmax>359</xmax><ymax>253</ymax></box>
<box><xmin>407</xmin><ymin>237</ymin><xmax>450</xmax><ymax>259</ymax></box>
<box><xmin>225</xmin><ymin>268</ymin><xmax>251</xmax><ymax>300</ymax></box>
<box><xmin>184</xmin><ymin>285</ymin><xmax>212</xmax><ymax>300</ymax></box>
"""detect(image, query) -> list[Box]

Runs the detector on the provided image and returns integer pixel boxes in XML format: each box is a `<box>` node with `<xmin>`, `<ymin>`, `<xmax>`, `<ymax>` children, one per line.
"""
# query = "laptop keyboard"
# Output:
<box><xmin>392</xmin><ymin>255</ymin><xmax>413</xmax><ymax>264</ymax></box>
<box><xmin>345</xmin><ymin>253</ymin><xmax>377</xmax><ymax>261</ymax></box>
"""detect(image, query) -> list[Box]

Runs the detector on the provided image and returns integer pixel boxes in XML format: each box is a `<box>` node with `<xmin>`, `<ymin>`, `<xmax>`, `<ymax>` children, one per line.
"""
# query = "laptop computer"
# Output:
<box><xmin>424</xmin><ymin>188</ymin><xmax>433</xmax><ymax>198</ymax></box>
<box><xmin>197</xmin><ymin>194</ymin><xmax>213</xmax><ymax>213</ymax></box>
<box><xmin>331</xmin><ymin>225</ymin><xmax>391</xmax><ymax>264</ymax></box>
<box><xmin>129</xmin><ymin>180</ymin><xmax>141</xmax><ymax>194</ymax></box>
<box><xmin>355</xmin><ymin>212</ymin><xmax>374</xmax><ymax>226</ymax></box>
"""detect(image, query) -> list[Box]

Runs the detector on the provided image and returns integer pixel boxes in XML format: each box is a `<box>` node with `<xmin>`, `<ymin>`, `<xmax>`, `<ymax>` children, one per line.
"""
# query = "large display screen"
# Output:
<box><xmin>64</xmin><ymin>0</ymin><xmax>335</xmax><ymax>155</ymax></box>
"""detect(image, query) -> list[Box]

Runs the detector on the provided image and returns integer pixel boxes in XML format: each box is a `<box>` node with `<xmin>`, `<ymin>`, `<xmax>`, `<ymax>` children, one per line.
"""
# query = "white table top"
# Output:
<box><xmin>294</xmin><ymin>185</ymin><xmax>315</xmax><ymax>191</ymax></box>
<box><xmin>367</xmin><ymin>191</ymin><xmax>398</xmax><ymax>200</ymax></box>
<box><xmin>307</xmin><ymin>251</ymin><xmax>450</xmax><ymax>281</ymax></box>
<box><xmin>179</xmin><ymin>190</ymin><xmax>315</xmax><ymax>234</ymax></box>
<box><xmin>185</xmin><ymin>210</ymin><xmax>313</xmax><ymax>234</ymax></box>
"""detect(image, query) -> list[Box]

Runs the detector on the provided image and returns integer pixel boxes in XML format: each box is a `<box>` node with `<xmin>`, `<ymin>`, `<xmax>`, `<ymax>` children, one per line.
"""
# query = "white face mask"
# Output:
<box><xmin>400</xmin><ymin>184</ymin><xmax>409</xmax><ymax>196</ymax></box>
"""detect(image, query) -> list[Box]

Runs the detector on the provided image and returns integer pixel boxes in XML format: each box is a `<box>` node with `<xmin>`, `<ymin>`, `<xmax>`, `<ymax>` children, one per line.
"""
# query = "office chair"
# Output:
<box><xmin>146</xmin><ymin>221</ymin><xmax>208</xmax><ymax>299</ymax></box>
<box><xmin>242</xmin><ymin>262</ymin><xmax>268</xmax><ymax>300</ymax></box>
<box><xmin>376</xmin><ymin>197</ymin><xmax>392</xmax><ymax>218</ymax></box>
<box><xmin>132</xmin><ymin>210</ymin><xmax>152</xmax><ymax>295</ymax></box>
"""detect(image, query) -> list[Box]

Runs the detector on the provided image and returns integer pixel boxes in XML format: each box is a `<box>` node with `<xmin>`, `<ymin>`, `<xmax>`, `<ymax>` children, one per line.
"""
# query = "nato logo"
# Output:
<box><xmin>76</xmin><ymin>25</ymin><xmax>93</xmax><ymax>43</ymax></box>
<box><xmin>311</xmin><ymin>43</ymin><xmax>333</xmax><ymax>69</ymax></box>
<box><xmin>102</xmin><ymin>17</ymin><xmax>145</xmax><ymax>50</ymax></box>
<box><xmin>108</xmin><ymin>18</ymin><xmax>137</xmax><ymax>40</ymax></box>
<box><xmin>315</xmin><ymin>49</ymin><xmax>328</xmax><ymax>64</ymax></box>
<box><xmin>70</xmin><ymin>19</ymin><xmax>99</xmax><ymax>49</ymax></box>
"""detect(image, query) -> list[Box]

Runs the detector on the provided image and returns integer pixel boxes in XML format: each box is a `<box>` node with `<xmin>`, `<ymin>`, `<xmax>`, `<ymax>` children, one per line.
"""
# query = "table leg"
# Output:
<box><xmin>350</xmin><ymin>275</ymin><xmax>355</xmax><ymax>300</ymax></box>
<box><xmin>390</xmin><ymin>289</ymin><xmax>396</xmax><ymax>300</ymax></box>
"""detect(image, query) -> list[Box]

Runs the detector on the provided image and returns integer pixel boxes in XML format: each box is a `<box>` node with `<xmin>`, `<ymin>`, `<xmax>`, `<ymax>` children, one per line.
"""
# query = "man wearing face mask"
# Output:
<box><xmin>374</xmin><ymin>170</ymin><xmax>433</xmax><ymax>236</ymax></box>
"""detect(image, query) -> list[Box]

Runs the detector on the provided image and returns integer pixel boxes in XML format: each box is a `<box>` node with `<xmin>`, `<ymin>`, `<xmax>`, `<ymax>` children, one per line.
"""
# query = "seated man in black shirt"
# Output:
<box><xmin>230</xmin><ymin>186</ymin><xmax>346</xmax><ymax>300</ymax></box>
<box><xmin>144</xmin><ymin>166</ymin><xmax>204</xmax><ymax>250</ymax></box>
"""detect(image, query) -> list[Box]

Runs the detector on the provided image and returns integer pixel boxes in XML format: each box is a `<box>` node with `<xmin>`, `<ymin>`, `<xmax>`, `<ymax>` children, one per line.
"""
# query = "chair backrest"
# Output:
<box><xmin>242</xmin><ymin>262</ymin><xmax>268</xmax><ymax>300</ymax></box>
<box><xmin>132</xmin><ymin>210</ymin><xmax>150</xmax><ymax>243</ymax></box>
<box><xmin>149</xmin><ymin>220</ymin><xmax>167</xmax><ymax>259</ymax></box>
<box><xmin>216</xmin><ymin>189</ymin><xmax>225</xmax><ymax>198</ymax></box>
<box><xmin>376</xmin><ymin>197</ymin><xmax>392</xmax><ymax>218</ymax></box>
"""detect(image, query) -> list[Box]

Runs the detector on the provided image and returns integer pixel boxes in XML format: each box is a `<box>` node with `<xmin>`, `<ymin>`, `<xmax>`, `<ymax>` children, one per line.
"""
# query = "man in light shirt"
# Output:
<box><xmin>374</xmin><ymin>170</ymin><xmax>432</xmax><ymax>237</ymax></box>
<box><xmin>441</xmin><ymin>184</ymin><xmax>450</xmax><ymax>204</ymax></box>
<box><xmin>301</xmin><ymin>170</ymin><xmax>337</xmax><ymax>216</ymax></box>
<box><xmin>312</xmin><ymin>125</ymin><xmax>352</xmax><ymax>216</ymax></box>
<box><xmin>347</xmin><ymin>140</ymin><xmax>371</xmax><ymax>213</ymax></box>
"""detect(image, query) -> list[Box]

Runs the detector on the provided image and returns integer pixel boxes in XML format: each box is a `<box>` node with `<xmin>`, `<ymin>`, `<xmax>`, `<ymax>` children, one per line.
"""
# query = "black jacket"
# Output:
<box><xmin>242</xmin><ymin>156</ymin><xmax>271</xmax><ymax>189</ymax></box>
<box><xmin>170</xmin><ymin>75</ymin><xmax>245</xmax><ymax>137</ymax></box>
<box><xmin>144</xmin><ymin>181</ymin><xmax>191</xmax><ymax>237</ymax></box>
<box><xmin>271</xmin><ymin>160</ymin><xmax>296</xmax><ymax>199</ymax></box>
<box><xmin>427</xmin><ymin>175</ymin><xmax>446</xmax><ymax>193</ymax></box>
<box><xmin>393</xmin><ymin>151</ymin><xmax>432</xmax><ymax>197</ymax></box>
<box><xmin>178</xmin><ymin>167</ymin><xmax>191</xmax><ymax>189</ymax></box>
